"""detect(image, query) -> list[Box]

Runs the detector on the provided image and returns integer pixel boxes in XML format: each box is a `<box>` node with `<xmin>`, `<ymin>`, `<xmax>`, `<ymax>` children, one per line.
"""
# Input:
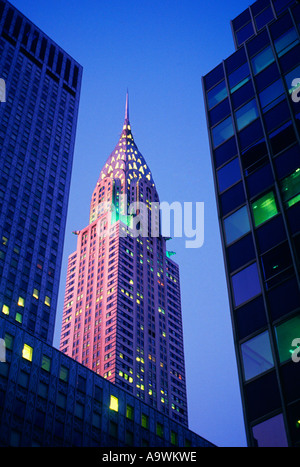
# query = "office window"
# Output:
<box><xmin>156</xmin><ymin>422</ymin><xmax>164</xmax><ymax>438</ymax></box>
<box><xmin>261</xmin><ymin>241</ymin><xmax>292</xmax><ymax>282</ymax></box>
<box><xmin>217</xmin><ymin>157</ymin><xmax>241</xmax><ymax>193</ymax></box>
<box><xmin>41</xmin><ymin>355</ymin><xmax>51</xmax><ymax>372</ymax></box>
<box><xmin>275</xmin><ymin>316</ymin><xmax>300</xmax><ymax>363</ymax></box>
<box><xmin>171</xmin><ymin>430</ymin><xmax>178</xmax><ymax>446</ymax></box>
<box><xmin>59</xmin><ymin>365</ymin><xmax>69</xmax><ymax>382</ymax></box>
<box><xmin>280</xmin><ymin>168</ymin><xmax>300</xmax><ymax>208</ymax></box>
<box><xmin>251</xmin><ymin>46</ymin><xmax>275</xmax><ymax>74</ymax></box>
<box><xmin>235</xmin><ymin>99</ymin><xmax>259</xmax><ymax>131</ymax></box>
<box><xmin>236</xmin><ymin>22</ymin><xmax>255</xmax><ymax>46</ymax></box>
<box><xmin>109</xmin><ymin>395</ymin><xmax>118</xmax><ymax>412</ymax></box>
<box><xmin>220</xmin><ymin>181</ymin><xmax>246</xmax><ymax>216</ymax></box>
<box><xmin>224</xmin><ymin>206</ymin><xmax>250</xmax><ymax>245</ymax></box>
<box><xmin>126</xmin><ymin>404</ymin><xmax>134</xmax><ymax>420</ymax></box>
<box><xmin>252</xmin><ymin>414</ymin><xmax>288</xmax><ymax>447</ymax></box>
<box><xmin>228</xmin><ymin>62</ymin><xmax>250</xmax><ymax>94</ymax></box>
<box><xmin>259</xmin><ymin>79</ymin><xmax>285</xmax><ymax>112</ymax></box>
<box><xmin>141</xmin><ymin>413</ymin><xmax>149</xmax><ymax>429</ymax></box>
<box><xmin>252</xmin><ymin>191</ymin><xmax>278</xmax><ymax>227</ymax></box>
<box><xmin>18</xmin><ymin>297</ymin><xmax>25</xmax><ymax>307</ymax></box>
<box><xmin>274</xmin><ymin>28</ymin><xmax>299</xmax><ymax>57</ymax></box>
<box><xmin>207</xmin><ymin>80</ymin><xmax>227</xmax><ymax>109</ymax></box>
<box><xmin>241</xmin><ymin>330</ymin><xmax>274</xmax><ymax>381</ymax></box>
<box><xmin>232</xmin><ymin>262</ymin><xmax>261</xmax><ymax>307</ymax></box>
<box><xmin>211</xmin><ymin>116</ymin><xmax>234</xmax><ymax>148</ymax></box>
<box><xmin>255</xmin><ymin>6</ymin><xmax>274</xmax><ymax>31</ymax></box>
<box><xmin>22</xmin><ymin>343</ymin><xmax>33</xmax><ymax>362</ymax></box>
<box><xmin>2</xmin><ymin>304</ymin><xmax>9</xmax><ymax>315</ymax></box>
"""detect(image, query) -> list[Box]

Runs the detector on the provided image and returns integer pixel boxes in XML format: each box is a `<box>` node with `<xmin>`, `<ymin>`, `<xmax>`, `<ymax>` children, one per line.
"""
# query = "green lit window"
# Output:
<box><xmin>15</xmin><ymin>312</ymin><xmax>22</xmax><ymax>323</ymax></box>
<box><xmin>280</xmin><ymin>168</ymin><xmax>300</xmax><ymax>208</ymax></box>
<box><xmin>141</xmin><ymin>413</ymin><xmax>149</xmax><ymax>429</ymax></box>
<box><xmin>109</xmin><ymin>395</ymin><xmax>118</xmax><ymax>412</ymax></box>
<box><xmin>275</xmin><ymin>316</ymin><xmax>300</xmax><ymax>363</ymax></box>
<box><xmin>4</xmin><ymin>333</ymin><xmax>13</xmax><ymax>350</ymax></box>
<box><xmin>22</xmin><ymin>344</ymin><xmax>33</xmax><ymax>362</ymax></box>
<box><xmin>211</xmin><ymin>116</ymin><xmax>234</xmax><ymax>148</ymax></box>
<box><xmin>41</xmin><ymin>355</ymin><xmax>51</xmax><ymax>372</ymax></box>
<box><xmin>241</xmin><ymin>331</ymin><xmax>274</xmax><ymax>381</ymax></box>
<box><xmin>235</xmin><ymin>99</ymin><xmax>259</xmax><ymax>131</ymax></box>
<box><xmin>126</xmin><ymin>404</ymin><xmax>134</xmax><ymax>420</ymax></box>
<box><xmin>252</xmin><ymin>191</ymin><xmax>278</xmax><ymax>227</ymax></box>
<box><xmin>2</xmin><ymin>304</ymin><xmax>9</xmax><ymax>315</ymax></box>
<box><xmin>251</xmin><ymin>46</ymin><xmax>275</xmax><ymax>75</ymax></box>
<box><xmin>156</xmin><ymin>422</ymin><xmax>164</xmax><ymax>438</ymax></box>
<box><xmin>171</xmin><ymin>431</ymin><xmax>178</xmax><ymax>446</ymax></box>
<box><xmin>274</xmin><ymin>28</ymin><xmax>299</xmax><ymax>58</ymax></box>
<box><xmin>207</xmin><ymin>80</ymin><xmax>227</xmax><ymax>109</ymax></box>
<box><xmin>59</xmin><ymin>365</ymin><xmax>69</xmax><ymax>382</ymax></box>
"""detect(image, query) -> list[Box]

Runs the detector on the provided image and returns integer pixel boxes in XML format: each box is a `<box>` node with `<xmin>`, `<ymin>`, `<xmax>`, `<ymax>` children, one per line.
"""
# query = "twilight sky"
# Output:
<box><xmin>11</xmin><ymin>0</ymin><xmax>253</xmax><ymax>447</ymax></box>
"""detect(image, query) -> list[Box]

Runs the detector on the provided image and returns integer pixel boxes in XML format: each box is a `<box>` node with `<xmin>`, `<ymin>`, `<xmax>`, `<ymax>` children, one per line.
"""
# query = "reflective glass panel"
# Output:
<box><xmin>274</xmin><ymin>28</ymin><xmax>299</xmax><ymax>57</ymax></box>
<box><xmin>228</xmin><ymin>62</ymin><xmax>250</xmax><ymax>93</ymax></box>
<box><xmin>207</xmin><ymin>80</ymin><xmax>227</xmax><ymax>109</ymax></box>
<box><xmin>236</xmin><ymin>99</ymin><xmax>259</xmax><ymax>131</ymax></box>
<box><xmin>223</xmin><ymin>206</ymin><xmax>250</xmax><ymax>245</ymax></box>
<box><xmin>236</xmin><ymin>22</ymin><xmax>255</xmax><ymax>46</ymax></box>
<box><xmin>255</xmin><ymin>6</ymin><xmax>274</xmax><ymax>31</ymax></box>
<box><xmin>211</xmin><ymin>116</ymin><xmax>234</xmax><ymax>148</ymax></box>
<box><xmin>259</xmin><ymin>78</ymin><xmax>285</xmax><ymax>112</ymax></box>
<box><xmin>217</xmin><ymin>157</ymin><xmax>241</xmax><ymax>193</ymax></box>
<box><xmin>241</xmin><ymin>330</ymin><xmax>274</xmax><ymax>381</ymax></box>
<box><xmin>252</xmin><ymin>414</ymin><xmax>288</xmax><ymax>447</ymax></box>
<box><xmin>232</xmin><ymin>262</ymin><xmax>261</xmax><ymax>307</ymax></box>
<box><xmin>252</xmin><ymin>191</ymin><xmax>278</xmax><ymax>227</ymax></box>
<box><xmin>285</xmin><ymin>64</ymin><xmax>300</xmax><ymax>94</ymax></box>
<box><xmin>251</xmin><ymin>46</ymin><xmax>275</xmax><ymax>74</ymax></box>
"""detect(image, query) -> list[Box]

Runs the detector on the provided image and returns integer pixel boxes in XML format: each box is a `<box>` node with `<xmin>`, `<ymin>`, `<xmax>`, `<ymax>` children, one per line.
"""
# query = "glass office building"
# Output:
<box><xmin>0</xmin><ymin>1</ymin><xmax>82</xmax><ymax>345</ymax></box>
<box><xmin>203</xmin><ymin>0</ymin><xmax>300</xmax><ymax>447</ymax></box>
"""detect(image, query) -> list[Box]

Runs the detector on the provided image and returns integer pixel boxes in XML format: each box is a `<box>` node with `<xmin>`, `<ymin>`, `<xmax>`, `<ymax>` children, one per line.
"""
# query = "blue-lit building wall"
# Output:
<box><xmin>0</xmin><ymin>315</ymin><xmax>214</xmax><ymax>447</ymax></box>
<box><xmin>0</xmin><ymin>0</ymin><xmax>82</xmax><ymax>345</ymax></box>
<box><xmin>203</xmin><ymin>0</ymin><xmax>300</xmax><ymax>447</ymax></box>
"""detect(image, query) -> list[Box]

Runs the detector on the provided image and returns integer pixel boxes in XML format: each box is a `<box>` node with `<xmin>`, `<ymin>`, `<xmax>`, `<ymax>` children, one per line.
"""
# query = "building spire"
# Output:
<box><xmin>125</xmin><ymin>89</ymin><xmax>129</xmax><ymax>123</ymax></box>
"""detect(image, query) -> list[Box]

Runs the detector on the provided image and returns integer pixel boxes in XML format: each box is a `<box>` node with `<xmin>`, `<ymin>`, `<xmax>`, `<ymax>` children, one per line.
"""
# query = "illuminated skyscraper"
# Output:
<box><xmin>60</xmin><ymin>94</ymin><xmax>188</xmax><ymax>426</ymax></box>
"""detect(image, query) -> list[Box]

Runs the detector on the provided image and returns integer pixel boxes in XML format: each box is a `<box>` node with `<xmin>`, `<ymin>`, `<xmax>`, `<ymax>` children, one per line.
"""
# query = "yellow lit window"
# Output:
<box><xmin>22</xmin><ymin>344</ymin><xmax>33</xmax><ymax>362</ymax></box>
<box><xmin>18</xmin><ymin>297</ymin><xmax>25</xmax><ymax>307</ymax></box>
<box><xmin>2</xmin><ymin>304</ymin><xmax>9</xmax><ymax>315</ymax></box>
<box><xmin>44</xmin><ymin>296</ymin><xmax>51</xmax><ymax>307</ymax></box>
<box><xmin>33</xmin><ymin>289</ymin><xmax>39</xmax><ymax>299</ymax></box>
<box><xmin>109</xmin><ymin>395</ymin><xmax>119</xmax><ymax>412</ymax></box>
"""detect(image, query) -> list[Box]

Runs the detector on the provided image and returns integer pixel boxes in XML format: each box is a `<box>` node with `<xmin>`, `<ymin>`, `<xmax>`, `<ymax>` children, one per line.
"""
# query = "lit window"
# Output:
<box><xmin>126</xmin><ymin>404</ymin><xmax>134</xmax><ymax>420</ymax></box>
<box><xmin>109</xmin><ymin>395</ymin><xmax>119</xmax><ymax>412</ymax></box>
<box><xmin>2</xmin><ymin>304</ymin><xmax>9</xmax><ymax>315</ymax></box>
<box><xmin>15</xmin><ymin>313</ymin><xmax>22</xmax><ymax>323</ymax></box>
<box><xmin>235</xmin><ymin>99</ymin><xmax>259</xmax><ymax>131</ymax></box>
<box><xmin>41</xmin><ymin>355</ymin><xmax>51</xmax><ymax>372</ymax></box>
<box><xmin>33</xmin><ymin>288</ymin><xmax>39</xmax><ymax>299</ymax></box>
<box><xmin>141</xmin><ymin>413</ymin><xmax>149</xmax><ymax>429</ymax></box>
<box><xmin>44</xmin><ymin>296</ymin><xmax>51</xmax><ymax>307</ymax></box>
<box><xmin>252</xmin><ymin>191</ymin><xmax>278</xmax><ymax>227</ymax></box>
<box><xmin>241</xmin><ymin>331</ymin><xmax>274</xmax><ymax>381</ymax></box>
<box><xmin>171</xmin><ymin>430</ymin><xmax>178</xmax><ymax>446</ymax></box>
<box><xmin>22</xmin><ymin>344</ymin><xmax>33</xmax><ymax>362</ymax></box>
<box><xmin>156</xmin><ymin>422</ymin><xmax>164</xmax><ymax>438</ymax></box>
<box><xmin>280</xmin><ymin>168</ymin><xmax>300</xmax><ymax>208</ymax></box>
<box><xmin>59</xmin><ymin>365</ymin><xmax>69</xmax><ymax>382</ymax></box>
<box><xmin>18</xmin><ymin>297</ymin><xmax>25</xmax><ymax>307</ymax></box>
<box><xmin>223</xmin><ymin>206</ymin><xmax>250</xmax><ymax>245</ymax></box>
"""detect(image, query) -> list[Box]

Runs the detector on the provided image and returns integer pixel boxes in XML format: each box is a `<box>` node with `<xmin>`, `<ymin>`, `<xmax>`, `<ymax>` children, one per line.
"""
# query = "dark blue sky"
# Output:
<box><xmin>11</xmin><ymin>0</ymin><xmax>253</xmax><ymax>447</ymax></box>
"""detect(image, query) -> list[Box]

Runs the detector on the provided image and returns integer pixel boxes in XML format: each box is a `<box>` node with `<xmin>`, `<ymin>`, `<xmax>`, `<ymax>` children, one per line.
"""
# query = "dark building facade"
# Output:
<box><xmin>0</xmin><ymin>314</ymin><xmax>214</xmax><ymax>447</ymax></box>
<box><xmin>203</xmin><ymin>0</ymin><xmax>300</xmax><ymax>447</ymax></box>
<box><xmin>0</xmin><ymin>0</ymin><xmax>82</xmax><ymax>345</ymax></box>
